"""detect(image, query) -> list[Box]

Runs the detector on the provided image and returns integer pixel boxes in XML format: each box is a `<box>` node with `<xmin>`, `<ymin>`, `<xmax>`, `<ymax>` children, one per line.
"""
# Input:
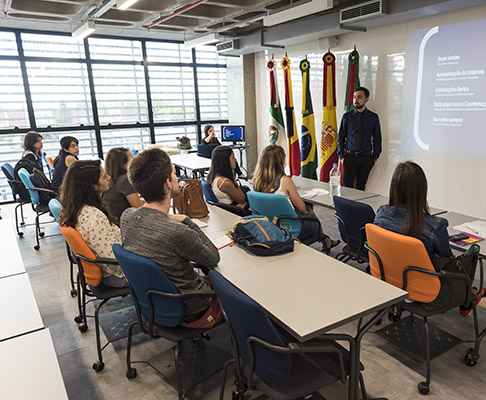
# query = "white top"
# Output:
<box><xmin>211</xmin><ymin>176</ymin><xmax>234</xmax><ymax>205</ymax></box>
<box><xmin>75</xmin><ymin>205</ymin><xmax>124</xmax><ymax>278</ymax></box>
<box><xmin>0</xmin><ymin>219</ymin><xmax>25</xmax><ymax>279</ymax></box>
<box><xmin>273</xmin><ymin>177</ymin><xmax>293</xmax><ymax>208</ymax></box>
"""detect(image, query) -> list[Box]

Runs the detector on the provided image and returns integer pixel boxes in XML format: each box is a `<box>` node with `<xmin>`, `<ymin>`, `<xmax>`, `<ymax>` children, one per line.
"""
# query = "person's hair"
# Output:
<box><xmin>252</xmin><ymin>145</ymin><xmax>286</xmax><ymax>193</ymax></box>
<box><xmin>204</xmin><ymin>124</ymin><xmax>214</xmax><ymax>138</ymax></box>
<box><xmin>127</xmin><ymin>148</ymin><xmax>172</xmax><ymax>203</ymax></box>
<box><xmin>105</xmin><ymin>147</ymin><xmax>130</xmax><ymax>187</ymax></box>
<box><xmin>206</xmin><ymin>146</ymin><xmax>237</xmax><ymax>188</ymax></box>
<box><xmin>388</xmin><ymin>161</ymin><xmax>430</xmax><ymax>237</ymax></box>
<box><xmin>23</xmin><ymin>131</ymin><xmax>43</xmax><ymax>157</ymax></box>
<box><xmin>54</xmin><ymin>136</ymin><xmax>79</xmax><ymax>164</ymax></box>
<box><xmin>59</xmin><ymin>160</ymin><xmax>116</xmax><ymax>227</ymax></box>
<box><xmin>354</xmin><ymin>86</ymin><xmax>370</xmax><ymax>99</ymax></box>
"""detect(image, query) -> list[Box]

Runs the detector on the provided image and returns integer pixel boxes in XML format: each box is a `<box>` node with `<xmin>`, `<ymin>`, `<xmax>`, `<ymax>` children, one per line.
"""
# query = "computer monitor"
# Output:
<box><xmin>221</xmin><ymin>125</ymin><xmax>245</xmax><ymax>143</ymax></box>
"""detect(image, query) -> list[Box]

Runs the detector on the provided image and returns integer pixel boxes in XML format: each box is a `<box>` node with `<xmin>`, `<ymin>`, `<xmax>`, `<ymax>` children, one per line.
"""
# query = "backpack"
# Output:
<box><xmin>172</xmin><ymin>178</ymin><xmax>209</xmax><ymax>218</ymax></box>
<box><xmin>228</xmin><ymin>215</ymin><xmax>295</xmax><ymax>256</ymax></box>
<box><xmin>14</xmin><ymin>157</ymin><xmax>52</xmax><ymax>206</ymax></box>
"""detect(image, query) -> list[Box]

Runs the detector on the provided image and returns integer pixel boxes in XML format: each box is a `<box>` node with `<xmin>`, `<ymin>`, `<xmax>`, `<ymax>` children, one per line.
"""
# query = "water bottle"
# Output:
<box><xmin>329</xmin><ymin>163</ymin><xmax>341</xmax><ymax>200</ymax></box>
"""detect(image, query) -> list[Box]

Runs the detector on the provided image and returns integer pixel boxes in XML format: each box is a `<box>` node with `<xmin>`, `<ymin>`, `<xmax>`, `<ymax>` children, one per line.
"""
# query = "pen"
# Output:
<box><xmin>465</xmin><ymin>225</ymin><xmax>479</xmax><ymax>235</ymax></box>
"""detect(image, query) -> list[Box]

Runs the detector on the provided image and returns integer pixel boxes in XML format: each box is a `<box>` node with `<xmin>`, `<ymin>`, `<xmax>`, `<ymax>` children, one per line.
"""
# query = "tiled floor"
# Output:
<box><xmin>2</xmin><ymin>200</ymin><xmax>486</xmax><ymax>399</ymax></box>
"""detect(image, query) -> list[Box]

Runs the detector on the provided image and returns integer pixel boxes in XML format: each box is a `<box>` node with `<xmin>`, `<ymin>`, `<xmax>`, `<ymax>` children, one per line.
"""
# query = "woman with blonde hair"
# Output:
<box><xmin>253</xmin><ymin>145</ymin><xmax>339</xmax><ymax>251</ymax></box>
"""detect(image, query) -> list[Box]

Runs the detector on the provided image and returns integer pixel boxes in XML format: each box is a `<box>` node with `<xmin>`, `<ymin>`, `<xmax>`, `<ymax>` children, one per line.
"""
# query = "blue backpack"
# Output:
<box><xmin>228</xmin><ymin>215</ymin><xmax>295</xmax><ymax>256</ymax></box>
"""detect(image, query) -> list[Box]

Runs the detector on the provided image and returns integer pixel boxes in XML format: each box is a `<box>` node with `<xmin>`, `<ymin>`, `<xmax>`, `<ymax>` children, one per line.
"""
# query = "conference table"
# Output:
<box><xmin>170</xmin><ymin>153</ymin><xmax>211</xmax><ymax>178</ymax></box>
<box><xmin>443</xmin><ymin>211</ymin><xmax>486</xmax><ymax>253</ymax></box>
<box><xmin>0</xmin><ymin>219</ymin><xmax>25</xmax><ymax>279</ymax></box>
<box><xmin>357</xmin><ymin>195</ymin><xmax>446</xmax><ymax>216</ymax></box>
<box><xmin>199</xmin><ymin>205</ymin><xmax>408</xmax><ymax>399</ymax></box>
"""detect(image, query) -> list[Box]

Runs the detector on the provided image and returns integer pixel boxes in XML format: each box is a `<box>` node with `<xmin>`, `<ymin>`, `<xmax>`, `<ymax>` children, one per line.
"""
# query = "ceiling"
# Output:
<box><xmin>1</xmin><ymin>0</ymin><xmax>484</xmax><ymax>55</ymax></box>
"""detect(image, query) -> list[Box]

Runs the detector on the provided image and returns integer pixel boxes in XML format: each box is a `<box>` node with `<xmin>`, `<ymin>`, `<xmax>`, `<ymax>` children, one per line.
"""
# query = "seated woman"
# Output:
<box><xmin>206</xmin><ymin>146</ymin><xmax>248</xmax><ymax>210</ymax></box>
<box><xmin>252</xmin><ymin>145</ymin><xmax>339</xmax><ymax>251</ymax></box>
<box><xmin>51</xmin><ymin>136</ymin><xmax>79</xmax><ymax>193</ymax></box>
<box><xmin>374</xmin><ymin>161</ymin><xmax>484</xmax><ymax>314</ymax></box>
<box><xmin>103</xmin><ymin>147</ymin><xmax>143</xmax><ymax>223</ymax></box>
<box><xmin>21</xmin><ymin>131</ymin><xmax>44</xmax><ymax>170</ymax></box>
<box><xmin>59</xmin><ymin>160</ymin><xmax>126</xmax><ymax>288</ymax></box>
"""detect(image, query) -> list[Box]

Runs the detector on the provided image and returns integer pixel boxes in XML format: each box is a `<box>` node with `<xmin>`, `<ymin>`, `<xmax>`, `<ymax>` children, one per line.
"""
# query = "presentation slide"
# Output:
<box><xmin>404</xmin><ymin>19</ymin><xmax>486</xmax><ymax>155</ymax></box>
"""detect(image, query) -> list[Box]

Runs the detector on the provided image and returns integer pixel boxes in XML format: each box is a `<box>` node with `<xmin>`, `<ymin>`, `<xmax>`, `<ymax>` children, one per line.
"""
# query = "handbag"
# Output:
<box><xmin>172</xmin><ymin>179</ymin><xmax>209</xmax><ymax>218</ymax></box>
<box><xmin>176</xmin><ymin>136</ymin><xmax>191</xmax><ymax>150</ymax></box>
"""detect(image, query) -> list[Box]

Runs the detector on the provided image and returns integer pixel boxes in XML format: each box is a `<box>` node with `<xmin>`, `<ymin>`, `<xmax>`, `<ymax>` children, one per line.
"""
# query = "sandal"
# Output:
<box><xmin>459</xmin><ymin>286</ymin><xmax>486</xmax><ymax>317</ymax></box>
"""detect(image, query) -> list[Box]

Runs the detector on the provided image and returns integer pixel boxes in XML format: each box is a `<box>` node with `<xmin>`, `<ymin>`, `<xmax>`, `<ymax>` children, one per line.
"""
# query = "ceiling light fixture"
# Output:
<box><xmin>72</xmin><ymin>21</ymin><xmax>96</xmax><ymax>42</ymax></box>
<box><xmin>116</xmin><ymin>0</ymin><xmax>140</xmax><ymax>11</ymax></box>
<box><xmin>263</xmin><ymin>0</ymin><xmax>333</xmax><ymax>27</ymax></box>
<box><xmin>184</xmin><ymin>33</ymin><xmax>220</xmax><ymax>48</ymax></box>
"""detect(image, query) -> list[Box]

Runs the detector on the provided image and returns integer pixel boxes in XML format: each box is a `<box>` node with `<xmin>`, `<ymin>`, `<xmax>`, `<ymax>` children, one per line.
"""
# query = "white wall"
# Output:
<box><xmin>254</xmin><ymin>4</ymin><xmax>486</xmax><ymax>218</ymax></box>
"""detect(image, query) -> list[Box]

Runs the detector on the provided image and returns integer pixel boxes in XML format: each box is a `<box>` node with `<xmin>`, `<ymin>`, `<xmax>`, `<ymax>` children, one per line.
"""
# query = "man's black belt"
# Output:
<box><xmin>346</xmin><ymin>150</ymin><xmax>372</xmax><ymax>157</ymax></box>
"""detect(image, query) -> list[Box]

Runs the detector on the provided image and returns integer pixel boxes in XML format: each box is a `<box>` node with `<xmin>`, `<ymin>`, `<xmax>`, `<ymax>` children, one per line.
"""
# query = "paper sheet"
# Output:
<box><xmin>301</xmin><ymin>188</ymin><xmax>329</xmax><ymax>199</ymax></box>
<box><xmin>191</xmin><ymin>218</ymin><xmax>208</xmax><ymax>228</ymax></box>
<box><xmin>212</xmin><ymin>235</ymin><xmax>234</xmax><ymax>250</ymax></box>
<box><xmin>452</xmin><ymin>220</ymin><xmax>486</xmax><ymax>238</ymax></box>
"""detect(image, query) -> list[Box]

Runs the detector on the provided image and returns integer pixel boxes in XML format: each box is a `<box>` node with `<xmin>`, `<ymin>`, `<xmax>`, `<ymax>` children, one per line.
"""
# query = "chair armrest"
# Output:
<box><xmin>402</xmin><ymin>266</ymin><xmax>470</xmax><ymax>292</ymax></box>
<box><xmin>364</xmin><ymin>242</ymin><xmax>386</xmax><ymax>281</ymax></box>
<box><xmin>77</xmin><ymin>254</ymin><xmax>119</xmax><ymax>265</ymax></box>
<box><xmin>25</xmin><ymin>186</ymin><xmax>58</xmax><ymax>198</ymax></box>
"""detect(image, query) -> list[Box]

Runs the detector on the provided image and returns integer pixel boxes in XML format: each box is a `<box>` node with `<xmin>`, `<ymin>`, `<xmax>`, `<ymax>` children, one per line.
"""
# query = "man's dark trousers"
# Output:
<box><xmin>343</xmin><ymin>153</ymin><xmax>374</xmax><ymax>190</ymax></box>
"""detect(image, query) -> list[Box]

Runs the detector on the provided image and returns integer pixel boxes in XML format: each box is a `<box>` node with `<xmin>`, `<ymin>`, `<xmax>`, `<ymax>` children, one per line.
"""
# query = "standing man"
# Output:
<box><xmin>337</xmin><ymin>87</ymin><xmax>382</xmax><ymax>190</ymax></box>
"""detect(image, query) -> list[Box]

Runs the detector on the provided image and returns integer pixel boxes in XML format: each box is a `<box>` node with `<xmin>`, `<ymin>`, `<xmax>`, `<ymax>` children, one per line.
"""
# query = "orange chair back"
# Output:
<box><xmin>46</xmin><ymin>155</ymin><xmax>54</xmax><ymax>169</ymax></box>
<box><xmin>59</xmin><ymin>225</ymin><xmax>102</xmax><ymax>286</ymax></box>
<box><xmin>365</xmin><ymin>223</ymin><xmax>440</xmax><ymax>303</ymax></box>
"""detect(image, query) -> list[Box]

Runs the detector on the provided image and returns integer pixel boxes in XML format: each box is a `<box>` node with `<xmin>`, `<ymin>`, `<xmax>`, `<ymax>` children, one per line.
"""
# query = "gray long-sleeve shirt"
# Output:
<box><xmin>120</xmin><ymin>207</ymin><xmax>220</xmax><ymax>318</ymax></box>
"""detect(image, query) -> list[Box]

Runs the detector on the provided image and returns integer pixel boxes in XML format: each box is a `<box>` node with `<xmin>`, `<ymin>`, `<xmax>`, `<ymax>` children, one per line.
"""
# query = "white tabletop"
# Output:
<box><xmin>358</xmin><ymin>195</ymin><xmax>446</xmax><ymax>216</ymax></box>
<box><xmin>170</xmin><ymin>153</ymin><xmax>212</xmax><ymax>171</ymax></box>
<box><xmin>0</xmin><ymin>328</ymin><xmax>68</xmax><ymax>399</ymax></box>
<box><xmin>443</xmin><ymin>211</ymin><xmax>486</xmax><ymax>252</ymax></box>
<box><xmin>0</xmin><ymin>219</ymin><xmax>25</xmax><ymax>279</ymax></box>
<box><xmin>0</xmin><ymin>273</ymin><xmax>44</xmax><ymax>341</ymax></box>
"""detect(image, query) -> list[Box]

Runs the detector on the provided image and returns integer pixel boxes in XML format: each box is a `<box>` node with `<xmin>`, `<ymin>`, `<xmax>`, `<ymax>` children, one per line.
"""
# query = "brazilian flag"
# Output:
<box><xmin>300</xmin><ymin>59</ymin><xmax>317</xmax><ymax>179</ymax></box>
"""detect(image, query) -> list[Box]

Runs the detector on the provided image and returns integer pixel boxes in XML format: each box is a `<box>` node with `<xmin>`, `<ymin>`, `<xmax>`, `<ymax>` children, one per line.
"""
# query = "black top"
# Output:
<box><xmin>103</xmin><ymin>174</ymin><xmax>137</xmax><ymax>223</ymax></box>
<box><xmin>51</xmin><ymin>152</ymin><xmax>76</xmax><ymax>193</ymax></box>
<box><xmin>203</xmin><ymin>137</ymin><xmax>221</xmax><ymax>145</ymax></box>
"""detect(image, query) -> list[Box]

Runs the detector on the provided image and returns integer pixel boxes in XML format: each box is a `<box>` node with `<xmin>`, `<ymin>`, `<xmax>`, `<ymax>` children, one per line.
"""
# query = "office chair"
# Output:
<box><xmin>59</xmin><ymin>226</ymin><xmax>130</xmax><ymax>372</ymax></box>
<box><xmin>42</xmin><ymin>152</ymin><xmax>54</xmax><ymax>179</ymax></box>
<box><xmin>17</xmin><ymin>167</ymin><xmax>58</xmax><ymax>250</ymax></box>
<box><xmin>247</xmin><ymin>191</ymin><xmax>327</xmax><ymax>253</ymax></box>
<box><xmin>1</xmin><ymin>163</ymin><xmax>30</xmax><ymax>237</ymax></box>
<box><xmin>200</xmin><ymin>177</ymin><xmax>250</xmax><ymax>217</ymax></box>
<box><xmin>197</xmin><ymin>143</ymin><xmax>219</xmax><ymax>159</ymax></box>
<box><xmin>365</xmin><ymin>223</ymin><xmax>484</xmax><ymax>395</ymax></box>
<box><xmin>49</xmin><ymin>199</ymin><xmax>77</xmax><ymax>297</ymax></box>
<box><xmin>333</xmin><ymin>196</ymin><xmax>375</xmax><ymax>264</ymax></box>
<box><xmin>112</xmin><ymin>243</ymin><xmax>225</xmax><ymax>400</ymax></box>
<box><xmin>209</xmin><ymin>270</ymin><xmax>364</xmax><ymax>400</ymax></box>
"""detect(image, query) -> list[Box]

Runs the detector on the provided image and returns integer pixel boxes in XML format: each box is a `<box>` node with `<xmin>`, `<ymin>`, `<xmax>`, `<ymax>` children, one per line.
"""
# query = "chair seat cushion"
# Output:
<box><xmin>400</xmin><ymin>300</ymin><xmax>459</xmax><ymax>316</ymax></box>
<box><xmin>88</xmin><ymin>283</ymin><xmax>130</xmax><ymax>299</ymax></box>
<box><xmin>34</xmin><ymin>204</ymin><xmax>50</xmax><ymax>213</ymax></box>
<box><xmin>140</xmin><ymin>313</ymin><xmax>209</xmax><ymax>341</ymax></box>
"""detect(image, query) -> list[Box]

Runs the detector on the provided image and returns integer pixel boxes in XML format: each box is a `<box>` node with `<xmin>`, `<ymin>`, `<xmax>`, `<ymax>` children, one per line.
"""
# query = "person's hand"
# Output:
<box><xmin>168</xmin><ymin>214</ymin><xmax>187</xmax><ymax>223</ymax></box>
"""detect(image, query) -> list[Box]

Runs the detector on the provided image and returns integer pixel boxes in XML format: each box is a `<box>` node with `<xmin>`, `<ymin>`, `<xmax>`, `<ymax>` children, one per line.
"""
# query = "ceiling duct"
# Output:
<box><xmin>216</xmin><ymin>39</ymin><xmax>239</xmax><ymax>53</ymax></box>
<box><xmin>340</xmin><ymin>0</ymin><xmax>388</xmax><ymax>24</ymax></box>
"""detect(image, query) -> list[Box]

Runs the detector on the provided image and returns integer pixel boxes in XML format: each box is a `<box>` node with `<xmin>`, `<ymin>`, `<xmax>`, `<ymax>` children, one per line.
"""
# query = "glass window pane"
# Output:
<box><xmin>149</xmin><ymin>66</ymin><xmax>195</xmax><ymax>122</ymax></box>
<box><xmin>21</xmin><ymin>33</ymin><xmax>85</xmax><ymax>59</ymax></box>
<box><xmin>88</xmin><ymin>37</ymin><xmax>142</xmax><ymax>61</ymax></box>
<box><xmin>101</xmin><ymin>128</ymin><xmax>151</xmax><ymax>156</ymax></box>
<box><xmin>0</xmin><ymin>31</ymin><xmax>18</xmax><ymax>56</ymax></box>
<box><xmin>145</xmin><ymin>41</ymin><xmax>192</xmax><ymax>63</ymax></box>
<box><xmin>0</xmin><ymin>133</ymin><xmax>27</xmax><ymax>201</ymax></box>
<box><xmin>197</xmin><ymin>67</ymin><xmax>228</xmax><ymax>121</ymax></box>
<box><xmin>195</xmin><ymin>46</ymin><xmax>226</xmax><ymax>65</ymax></box>
<box><xmin>92</xmin><ymin>64</ymin><xmax>148</xmax><ymax>124</ymax></box>
<box><xmin>154</xmin><ymin>125</ymin><xmax>197</xmax><ymax>148</ymax></box>
<box><xmin>0</xmin><ymin>61</ymin><xmax>30</xmax><ymax>129</ymax></box>
<box><xmin>26</xmin><ymin>62</ymin><xmax>93</xmax><ymax>127</ymax></box>
<box><xmin>42</xmin><ymin>130</ymin><xmax>98</xmax><ymax>161</ymax></box>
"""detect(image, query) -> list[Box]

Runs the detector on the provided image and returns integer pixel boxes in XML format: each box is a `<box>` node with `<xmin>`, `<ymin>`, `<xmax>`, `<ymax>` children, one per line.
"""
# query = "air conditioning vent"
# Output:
<box><xmin>340</xmin><ymin>0</ymin><xmax>388</xmax><ymax>24</ymax></box>
<box><xmin>216</xmin><ymin>40</ymin><xmax>239</xmax><ymax>53</ymax></box>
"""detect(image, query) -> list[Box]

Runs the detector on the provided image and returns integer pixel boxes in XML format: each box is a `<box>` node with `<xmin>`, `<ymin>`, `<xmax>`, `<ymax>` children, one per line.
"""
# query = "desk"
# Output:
<box><xmin>444</xmin><ymin>211</ymin><xmax>486</xmax><ymax>253</ymax></box>
<box><xmin>0</xmin><ymin>219</ymin><xmax>25</xmax><ymax>279</ymax></box>
<box><xmin>0</xmin><ymin>273</ymin><xmax>44</xmax><ymax>341</ymax></box>
<box><xmin>0</xmin><ymin>328</ymin><xmax>68</xmax><ymax>399</ymax></box>
<box><xmin>170</xmin><ymin>153</ymin><xmax>211</xmax><ymax>178</ymax></box>
<box><xmin>358</xmin><ymin>195</ymin><xmax>446</xmax><ymax>216</ymax></box>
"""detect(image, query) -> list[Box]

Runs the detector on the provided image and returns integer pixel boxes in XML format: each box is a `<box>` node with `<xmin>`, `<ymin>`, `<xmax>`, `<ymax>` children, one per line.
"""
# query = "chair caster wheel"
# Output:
<box><xmin>79</xmin><ymin>324</ymin><xmax>88</xmax><ymax>333</ymax></box>
<box><xmin>70</xmin><ymin>289</ymin><xmax>77</xmax><ymax>297</ymax></box>
<box><xmin>74</xmin><ymin>315</ymin><xmax>83</xmax><ymax>323</ymax></box>
<box><xmin>465</xmin><ymin>348</ymin><xmax>479</xmax><ymax>366</ymax></box>
<box><xmin>34</xmin><ymin>245</ymin><xmax>40</xmax><ymax>250</ymax></box>
<box><xmin>232</xmin><ymin>390</ymin><xmax>245</xmax><ymax>400</ymax></box>
<box><xmin>126</xmin><ymin>368</ymin><xmax>137</xmax><ymax>379</ymax></box>
<box><xmin>417</xmin><ymin>382</ymin><xmax>429</xmax><ymax>395</ymax></box>
<box><xmin>39</xmin><ymin>231</ymin><xmax>45</xmax><ymax>237</ymax></box>
<box><xmin>20</xmin><ymin>222</ymin><xmax>25</xmax><ymax>227</ymax></box>
<box><xmin>92</xmin><ymin>361</ymin><xmax>104</xmax><ymax>372</ymax></box>
<box><xmin>18</xmin><ymin>232</ymin><xmax>24</xmax><ymax>237</ymax></box>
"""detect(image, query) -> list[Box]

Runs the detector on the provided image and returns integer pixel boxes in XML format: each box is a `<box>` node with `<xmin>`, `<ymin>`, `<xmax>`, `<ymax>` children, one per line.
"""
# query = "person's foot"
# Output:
<box><xmin>322</xmin><ymin>238</ymin><xmax>340</xmax><ymax>253</ymax></box>
<box><xmin>459</xmin><ymin>286</ymin><xmax>486</xmax><ymax>317</ymax></box>
<box><xmin>238</xmin><ymin>174</ymin><xmax>247</xmax><ymax>180</ymax></box>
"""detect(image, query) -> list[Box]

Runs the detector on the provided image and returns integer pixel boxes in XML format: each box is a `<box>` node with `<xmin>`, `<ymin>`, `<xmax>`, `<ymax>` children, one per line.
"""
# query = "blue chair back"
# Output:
<box><xmin>247</xmin><ymin>191</ymin><xmax>301</xmax><ymax>238</ymax></box>
<box><xmin>49</xmin><ymin>198</ymin><xmax>62</xmax><ymax>221</ymax></box>
<box><xmin>112</xmin><ymin>244</ymin><xmax>184</xmax><ymax>327</ymax></box>
<box><xmin>200</xmin><ymin>177</ymin><xmax>219</xmax><ymax>203</ymax></box>
<box><xmin>42</xmin><ymin>152</ymin><xmax>53</xmax><ymax>177</ymax></box>
<box><xmin>209</xmin><ymin>270</ymin><xmax>291</xmax><ymax>384</ymax></box>
<box><xmin>18</xmin><ymin>168</ymin><xmax>40</xmax><ymax>205</ymax></box>
<box><xmin>333</xmin><ymin>196</ymin><xmax>375</xmax><ymax>251</ymax></box>
<box><xmin>197</xmin><ymin>143</ymin><xmax>219</xmax><ymax>159</ymax></box>
<box><xmin>1</xmin><ymin>163</ymin><xmax>18</xmax><ymax>199</ymax></box>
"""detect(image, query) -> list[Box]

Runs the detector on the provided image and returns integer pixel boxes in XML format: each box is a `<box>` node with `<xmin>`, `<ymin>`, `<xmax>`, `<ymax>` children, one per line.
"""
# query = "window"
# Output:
<box><xmin>101</xmin><ymin>128</ymin><xmax>151</xmax><ymax>156</ymax></box>
<box><xmin>197</xmin><ymin>67</ymin><xmax>228</xmax><ymax>121</ymax></box>
<box><xmin>88</xmin><ymin>37</ymin><xmax>142</xmax><ymax>61</ymax></box>
<box><xmin>0</xmin><ymin>61</ymin><xmax>30</xmax><ymax>129</ymax></box>
<box><xmin>0</xmin><ymin>31</ymin><xmax>18</xmax><ymax>56</ymax></box>
<box><xmin>145</xmin><ymin>41</ymin><xmax>192</xmax><ymax>64</ymax></box>
<box><xmin>21</xmin><ymin>33</ymin><xmax>85</xmax><ymax>59</ymax></box>
<box><xmin>154</xmin><ymin>125</ymin><xmax>197</xmax><ymax>148</ymax></box>
<box><xmin>195</xmin><ymin>46</ymin><xmax>226</xmax><ymax>65</ymax></box>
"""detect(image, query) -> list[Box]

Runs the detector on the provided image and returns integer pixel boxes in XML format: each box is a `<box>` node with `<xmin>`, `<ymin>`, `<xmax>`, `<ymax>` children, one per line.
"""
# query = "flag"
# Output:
<box><xmin>344</xmin><ymin>47</ymin><xmax>360</xmax><ymax>112</ymax></box>
<box><xmin>320</xmin><ymin>51</ymin><xmax>339</xmax><ymax>182</ymax></box>
<box><xmin>281</xmin><ymin>55</ymin><xmax>301</xmax><ymax>176</ymax></box>
<box><xmin>267</xmin><ymin>57</ymin><xmax>286</xmax><ymax>147</ymax></box>
<box><xmin>299</xmin><ymin>58</ymin><xmax>317</xmax><ymax>179</ymax></box>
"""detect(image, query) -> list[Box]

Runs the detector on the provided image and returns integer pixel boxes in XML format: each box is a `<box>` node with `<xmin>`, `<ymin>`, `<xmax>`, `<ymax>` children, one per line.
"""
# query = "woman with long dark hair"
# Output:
<box><xmin>59</xmin><ymin>160</ymin><xmax>126</xmax><ymax>288</ymax></box>
<box><xmin>253</xmin><ymin>145</ymin><xmax>339</xmax><ymax>250</ymax></box>
<box><xmin>206</xmin><ymin>146</ymin><xmax>247</xmax><ymax>208</ymax></box>
<box><xmin>51</xmin><ymin>136</ymin><xmax>79</xmax><ymax>193</ymax></box>
<box><xmin>103</xmin><ymin>147</ymin><xmax>143</xmax><ymax>222</ymax></box>
<box><xmin>21</xmin><ymin>131</ymin><xmax>44</xmax><ymax>170</ymax></box>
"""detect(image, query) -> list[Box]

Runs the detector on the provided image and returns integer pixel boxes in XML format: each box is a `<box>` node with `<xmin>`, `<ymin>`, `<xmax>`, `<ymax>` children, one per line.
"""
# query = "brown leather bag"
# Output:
<box><xmin>172</xmin><ymin>179</ymin><xmax>209</xmax><ymax>218</ymax></box>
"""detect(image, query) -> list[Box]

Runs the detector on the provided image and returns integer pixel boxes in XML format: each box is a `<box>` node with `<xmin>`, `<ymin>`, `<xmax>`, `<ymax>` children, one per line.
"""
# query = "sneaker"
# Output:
<box><xmin>459</xmin><ymin>287</ymin><xmax>486</xmax><ymax>317</ymax></box>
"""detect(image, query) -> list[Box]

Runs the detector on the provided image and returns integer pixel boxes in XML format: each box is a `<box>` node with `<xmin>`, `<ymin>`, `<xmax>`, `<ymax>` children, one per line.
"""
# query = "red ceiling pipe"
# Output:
<box><xmin>147</xmin><ymin>0</ymin><xmax>208</xmax><ymax>30</ymax></box>
<box><xmin>3</xmin><ymin>0</ymin><xmax>11</xmax><ymax>15</ymax></box>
